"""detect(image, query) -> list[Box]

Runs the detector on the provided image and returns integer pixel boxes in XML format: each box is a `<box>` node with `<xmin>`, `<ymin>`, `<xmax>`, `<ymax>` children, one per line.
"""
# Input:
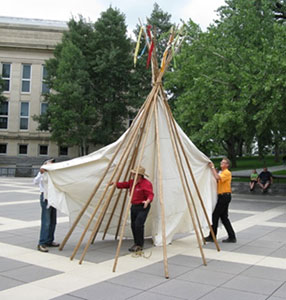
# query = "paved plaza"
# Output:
<box><xmin>0</xmin><ymin>176</ymin><xmax>285</xmax><ymax>300</ymax></box>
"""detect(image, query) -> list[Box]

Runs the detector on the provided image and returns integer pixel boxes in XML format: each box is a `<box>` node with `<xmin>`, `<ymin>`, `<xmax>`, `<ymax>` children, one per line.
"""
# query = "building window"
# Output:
<box><xmin>39</xmin><ymin>145</ymin><xmax>48</xmax><ymax>156</ymax></box>
<box><xmin>0</xmin><ymin>144</ymin><xmax>7</xmax><ymax>154</ymax></box>
<box><xmin>19</xmin><ymin>144</ymin><xmax>28</xmax><ymax>155</ymax></box>
<box><xmin>59</xmin><ymin>146</ymin><xmax>68</xmax><ymax>156</ymax></box>
<box><xmin>1</xmin><ymin>63</ymin><xmax>11</xmax><ymax>92</ymax></box>
<box><xmin>0</xmin><ymin>101</ymin><xmax>8</xmax><ymax>129</ymax></box>
<box><xmin>41</xmin><ymin>102</ymin><xmax>48</xmax><ymax>115</ymax></box>
<box><xmin>42</xmin><ymin>65</ymin><xmax>50</xmax><ymax>94</ymax></box>
<box><xmin>21</xmin><ymin>64</ymin><xmax>31</xmax><ymax>93</ymax></box>
<box><xmin>20</xmin><ymin>102</ymin><xmax>29</xmax><ymax>130</ymax></box>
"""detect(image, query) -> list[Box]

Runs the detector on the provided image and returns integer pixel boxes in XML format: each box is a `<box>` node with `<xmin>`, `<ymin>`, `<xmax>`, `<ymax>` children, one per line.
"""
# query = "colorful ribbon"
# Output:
<box><xmin>146</xmin><ymin>25</ymin><xmax>154</xmax><ymax>69</ymax></box>
<box><xmin>134</xmin><ymin>26</ymin><xmax>143</xmax><ymax>67</ymax></box>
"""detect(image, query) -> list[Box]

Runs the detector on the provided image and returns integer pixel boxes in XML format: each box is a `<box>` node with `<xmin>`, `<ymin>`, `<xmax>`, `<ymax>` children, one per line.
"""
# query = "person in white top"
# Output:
<box><xmin>34</xmin><ymin>158</ymin><xmax>59</xmax><ymax>252</ymax></box>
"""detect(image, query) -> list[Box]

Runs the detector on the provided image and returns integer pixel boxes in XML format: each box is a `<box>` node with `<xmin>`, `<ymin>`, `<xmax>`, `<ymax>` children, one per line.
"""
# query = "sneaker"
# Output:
<box><xmin>204</xmin><ymin>236</ymin><xmax>214</xmax><ymax>242</ymax></box>
<box><xmin>46</xmin><ymin>242</ymin><xmax>60</xmax><ymax>247</ymax></box>
<box><xmin>222</xmin><ymin>237</ymin><xmax>237</xmax><ymax>243</ymax></box>
<box><xmin>38</xmin><ymin>244</ymin><xmax>49</xmax><ymax>252</ymax></box>
<box><xmin>128</xmin><ymin>244</ymin><xmax>137</xmax><ymax>252</ymax></box>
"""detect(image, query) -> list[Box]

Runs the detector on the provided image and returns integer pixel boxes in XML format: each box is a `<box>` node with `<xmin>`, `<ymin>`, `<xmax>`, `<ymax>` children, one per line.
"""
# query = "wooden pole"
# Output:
<box><xmin>154</xmin><ymin>97</ymin><xmax>169</xmax><ymax>279</ymax></box>
<box><xmin>161</xmin><ymin>93</ymin><xmax>207</xmax><ymax>266</ymax></box>
<box><xmin>159</xmin><ymin>88</ymin><xmax>205</xmax><ymax>244</ymax></box>
<box><xmin>114</xmin><ymin>189</ymin><xmax>128</xmax><ymax>240</ymax></box>
<box><xmin>59</xmin><ymin>131</ymin><xmax>127</xmax><ymax>251</ymax></box>
<box><xmin>101</xmin><ymin>135</ymin><xmax>140</xmax><ymax>241</ymax></box>
<box><xmin>91</xmin><ymin>136</ymin><xmax>142</xmax><ymax>244</ymax></box>
<box><xmin>59</xmin><ymin>81</ymin><xmax>153</xmax><ymax>252</ymax></box>
<box><xmin>79</xmin><ymin>152</ymin><xmax>130</xmax><ymax>263</ymax></box>
<box><xmin>78</xmin><ymin>92</ymin><xmax>159</xmax><ymax>264</ymax></box>
<box><xmin>101</xmin><ymin>189</ymin><xmax>123</xmax><ymax>241</ymax></box>
<box><xmin>113</xmin><ymin>90</ymin><xmax>158</xmax><ymax>273</ymax></box>
<box><xmin>110</xmin><ymin>121</ymin><xmax>147</xmax><ymax>240</ymax></box>
<box><xmin>70</xmin><ymin>94</ymin><xmax>155</xmax><ymax>260</ymax></box>
<box><xmin>114</xmin><ymin>87</ymin><xmax>158</xmax><ymax>241</ymax></box>
<box><xmin>163</xmin><ymin>99</ymin><xmax>220</xmax><ymax>252</ymax></box>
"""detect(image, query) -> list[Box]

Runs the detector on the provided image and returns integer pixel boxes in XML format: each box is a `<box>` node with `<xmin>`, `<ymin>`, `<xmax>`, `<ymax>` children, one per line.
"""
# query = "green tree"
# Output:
<box><xmin>166</xmin><ymin>0</ymin><xmax>286</xmax><ymax>166</ymax></box>
<box><xmin>89</xmin><ymin>7</ymin><xmax>133</xmax><ymax>144</ymax></box>
<box><xmin>34</xmin><ymin>17</ymin><xmax>97</xmax><ymax>156</ymax></box>
<box><xmin>130</xmin><ymin>3</ymin><xmax>174</xmax><ymax>114</ymax></box>
<box><xmin>147</xmin><ymin>2</ymin><xmax>173</xmax><ymax>59</ymax></box>
<box><xmin>35</xmin><ymin>39</ymin><xmax>96</xmax><ymax>156</ymax></box>
<box><xmin>34</xmin><ymin>9</ymin><xmax>134</xmax><ymax>154</ymax></box>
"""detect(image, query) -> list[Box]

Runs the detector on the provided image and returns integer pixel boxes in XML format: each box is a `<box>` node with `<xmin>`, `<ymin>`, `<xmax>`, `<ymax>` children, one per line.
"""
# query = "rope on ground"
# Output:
<box><xmin>131</xmin><ymin>249</ymin><xmax>152</xmax><ymax>259</ymax></box>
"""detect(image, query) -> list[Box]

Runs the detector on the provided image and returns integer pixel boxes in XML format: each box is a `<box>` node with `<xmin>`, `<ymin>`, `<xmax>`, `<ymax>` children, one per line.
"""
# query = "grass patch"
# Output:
<box><xmin>212</xmin><ymin>156</ymin><xmax>283</xmax><ymax>171</ymax></box>
<box><xmin>272</xmin><ymin>170</ymin><xmax>286</xmax><ymax>175</ymax></box>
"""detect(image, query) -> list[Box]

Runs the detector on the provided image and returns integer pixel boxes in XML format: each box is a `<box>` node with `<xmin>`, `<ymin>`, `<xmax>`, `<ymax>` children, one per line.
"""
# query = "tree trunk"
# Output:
<box><xmin>79</xmin><ymin>139</ymin><xmax>89</xmax><ymax>156</ymax></box>
<box><xmin>237</xmin><ymin>139</ymin><xmax>244</xmax><ymax>157</ymax></box>
<box><xmin>258</xmin><ymin>139</ymin><xmax>265</xmax><ymax>160</ymax></box>
<box><xmin>274</xmin><ymin>133</ymin><xmax>280</xmax><ymax>162</ymax></box>
<box><xmin>226</xmin><ymin>139</ymin><xmax>237</xmax><ymax>168</ymax></box>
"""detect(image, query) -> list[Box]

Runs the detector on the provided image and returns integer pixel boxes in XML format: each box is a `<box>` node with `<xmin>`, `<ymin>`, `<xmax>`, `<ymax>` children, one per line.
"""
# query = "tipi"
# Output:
<box><xmin>43</xmin><ymin>25</ymin><xmax>219</xmax><ymax>278</ymax></box>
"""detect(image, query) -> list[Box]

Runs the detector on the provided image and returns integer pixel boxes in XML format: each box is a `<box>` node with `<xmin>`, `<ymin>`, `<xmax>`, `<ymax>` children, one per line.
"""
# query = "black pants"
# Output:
<box><xmin>211</xmin><ymin>193</ymin><xmax>236</xmax><ymax>239</ymax></box>
<box><xmin>131</xmin><ymin>204</ymin><xmax>150</xmax><ymax>247</ymax></box>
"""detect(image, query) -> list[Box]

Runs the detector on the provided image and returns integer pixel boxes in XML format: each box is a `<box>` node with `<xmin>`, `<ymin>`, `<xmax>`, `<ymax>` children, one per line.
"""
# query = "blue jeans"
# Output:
<box><xmin>39</xmin><ymin>193</ymin><xmax>57</xmax><ymax>245</ymax></box>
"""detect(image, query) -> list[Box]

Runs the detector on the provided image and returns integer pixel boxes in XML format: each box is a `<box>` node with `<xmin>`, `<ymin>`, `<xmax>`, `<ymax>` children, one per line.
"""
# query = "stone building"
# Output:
<box><xmin>0</xmin><ymin>16</ymin><xmax>80</xmax><ymax>172</ymax></box>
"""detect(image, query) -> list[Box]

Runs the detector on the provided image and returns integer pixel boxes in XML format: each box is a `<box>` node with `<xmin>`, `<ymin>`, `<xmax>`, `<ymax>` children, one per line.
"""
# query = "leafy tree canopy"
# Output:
<box><xmin>34</xmin><ymin>9</ymin><xmax>133</xmax><ymax>154</ymax></box>
<box><xmin>165</xmin><ymin>0</ymin><xmax>286</xmax><ymax>166</ymax></box>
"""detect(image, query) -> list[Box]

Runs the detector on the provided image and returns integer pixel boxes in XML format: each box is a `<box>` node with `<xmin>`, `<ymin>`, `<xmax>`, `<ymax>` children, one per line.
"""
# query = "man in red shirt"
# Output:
<box><xmin>115</xmin><ymin>166</ymin><xmax>154</xmax><ymax>252</ymax></box>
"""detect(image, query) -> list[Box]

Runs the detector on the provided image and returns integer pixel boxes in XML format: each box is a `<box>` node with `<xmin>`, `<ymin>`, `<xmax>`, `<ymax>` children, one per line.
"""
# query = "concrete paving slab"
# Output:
<box><xmin>127</xmin><ymin>291</ymin><xmax>181</xmax><ymax>300</ymax></box>
<box><xmin>108</xmin><ymin>270</ymin><xmax>167</xmax><ymax>290</ymax></box>
<box><xmin>69</xmin><ymin>281</ymin><xmax>142</xmax><ymax>300</ymax></box>
<box><xmin>136</xmin><ymin>261</ymin><xmax>191</xmax><ymax>277</ymax></box>
<box><xmin>1</xmin><ymin>264</ymin><xmax>62</xmax><ymax>283</ymax></box>
<box><xmin>0</xmin><ymin>176</ymin><xmax>285</xmax><ymax>300</ymax></box>
<box><xmin>222</xmin><ymin>275</ymin><xmax>284</xmax><ymax>296</ymax></box>
<box><xmin>234</xmin><ymin>244</ymin><xmax>278</xmax><ymax>256</ymax></box>
<box><xmin>177</xmin><ymin>268</ymin><xmax>235</xmax><ymax>287</ymax></box>
<box><xmin>148</xmin><ymin>278</ymin><xmax>215</xmax><ymax>300</ymax></box>
<box><xmin>240</xmin><ymin>265</ymin><xmax>286</xmax><ymax>281</ymax></box>
<box><xmin>205</xmin><ymin>259</ymin><xmax>251</xmax><ymax>274</ymax></box>
<box><xmin>0</xmin><ymin>275</ymin><xmax>24</xmax><ymax>291</ymax></box>
<box><xmin>0</xmin><ymin>257</ymin><xmax>30</xmax><ymax>273</ymax></box>
<box><xmin>199</xmin><ymin>287</ymin><xmax>266</xmax><ymax>300</ymax></box>
<box><xmin>271</xmin><ymin>282</ymin><xmax>286</xmax><ymax>298</ymax></box>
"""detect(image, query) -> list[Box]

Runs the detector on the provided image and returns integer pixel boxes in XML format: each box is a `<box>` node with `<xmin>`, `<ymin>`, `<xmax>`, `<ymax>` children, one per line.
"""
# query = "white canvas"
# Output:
<box><xmin>43</xmin><ymin>94</ymin><xmax>217</xmax><ymax>246</ymax></box>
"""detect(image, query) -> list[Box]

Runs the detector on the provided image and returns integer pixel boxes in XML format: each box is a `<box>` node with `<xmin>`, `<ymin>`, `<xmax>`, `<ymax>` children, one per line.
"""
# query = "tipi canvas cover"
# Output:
<box><xmin>43</xmin><ymin>91</ymin><xmax>217</xmax><ymax>247</ymax></box>
<box><xmin>42</xmin><ymin>25</ymin><xmax>219</xmax><ymax>274</ymax></box>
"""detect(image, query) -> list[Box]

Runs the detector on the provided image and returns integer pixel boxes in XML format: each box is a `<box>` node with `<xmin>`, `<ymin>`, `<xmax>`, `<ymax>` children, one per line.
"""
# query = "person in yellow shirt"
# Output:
<box><xmin>204</xmin><ymin>157</ymin><xmax>236</xmax><ymax>243</ymax></box>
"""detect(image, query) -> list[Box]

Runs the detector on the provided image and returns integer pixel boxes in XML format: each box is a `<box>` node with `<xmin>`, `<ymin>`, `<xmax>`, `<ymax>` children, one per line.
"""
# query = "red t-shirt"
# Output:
<box><xmin>116</xmin><ymin>178</ymin><xmax>154</xmax><ymax>205</ymax></box>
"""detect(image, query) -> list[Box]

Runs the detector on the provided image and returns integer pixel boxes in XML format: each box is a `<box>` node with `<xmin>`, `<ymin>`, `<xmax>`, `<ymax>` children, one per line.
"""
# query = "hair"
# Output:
<box><xmin>222</xmin><ymin>157</ymin><xmax>231</xmax><ymax>167</ymax></box>
<box><xmin>44</xmin><ymin>158</ymin><xmax>55</xmax><ymax>164</ymax></box>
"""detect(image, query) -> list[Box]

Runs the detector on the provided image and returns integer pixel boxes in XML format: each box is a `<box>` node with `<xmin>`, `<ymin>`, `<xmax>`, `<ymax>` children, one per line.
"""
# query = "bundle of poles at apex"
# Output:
<box><xmin>58</xmin><ymin>23</ymin><xmax>220</xmax><ymax>279</ymax></box>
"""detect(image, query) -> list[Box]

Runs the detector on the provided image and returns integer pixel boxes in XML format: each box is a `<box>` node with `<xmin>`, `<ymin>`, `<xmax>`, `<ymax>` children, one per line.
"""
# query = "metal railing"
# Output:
<box><xmin>0</xmin><ymin>167</ymin><xmax>39</xmax><ymax>177</ymax></box>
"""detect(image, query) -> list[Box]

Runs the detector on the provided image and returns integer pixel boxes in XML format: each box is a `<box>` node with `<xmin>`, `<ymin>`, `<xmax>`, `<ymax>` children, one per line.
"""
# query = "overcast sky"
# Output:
<box><xmin>1</xmin><ymin>0</ymin><xmax>226</xmax><ymax>34</ymax></box>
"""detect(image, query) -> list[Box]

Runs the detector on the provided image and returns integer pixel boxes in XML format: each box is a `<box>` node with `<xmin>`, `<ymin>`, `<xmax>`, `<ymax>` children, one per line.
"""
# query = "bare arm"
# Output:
<box><xmin>209</xmin><ymin>161</ymin><xmax>220</xmax><ymax>181</ymax></box>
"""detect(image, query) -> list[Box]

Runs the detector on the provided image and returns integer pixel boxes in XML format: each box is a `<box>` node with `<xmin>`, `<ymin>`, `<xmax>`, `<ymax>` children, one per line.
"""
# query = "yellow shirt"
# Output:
<box><xmin>217</xmin><ymin>169</ymin><xmax>232</xmax><ymax>194</ymax></box>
